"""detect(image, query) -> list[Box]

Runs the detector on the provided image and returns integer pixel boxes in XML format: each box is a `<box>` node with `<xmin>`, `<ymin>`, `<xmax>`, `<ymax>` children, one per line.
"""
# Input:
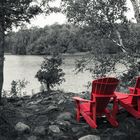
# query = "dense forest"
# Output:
<box><xmin>5</xmin><ymin>24</ymin><xmax>123</xmax><ymax>55</ymax></box>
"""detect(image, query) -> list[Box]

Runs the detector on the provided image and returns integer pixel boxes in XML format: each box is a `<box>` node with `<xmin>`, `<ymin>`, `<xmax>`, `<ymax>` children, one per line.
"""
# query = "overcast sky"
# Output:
<box><xmin>27</xmin><ymin>0</ymin><xmax>66</xmax><ymax>28</ymax></box>
<box><xmin>22</xmin><ymin>0</ymin><xmax>136</xmax><ymax>29</ymax></box>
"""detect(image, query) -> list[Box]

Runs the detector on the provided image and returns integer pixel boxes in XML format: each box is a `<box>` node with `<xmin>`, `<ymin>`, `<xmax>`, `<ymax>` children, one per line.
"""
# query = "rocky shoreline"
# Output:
<box><xmin>0</xmin><ymin>90</ymin><xmax>140</xmax><ymax>140</ymax></box>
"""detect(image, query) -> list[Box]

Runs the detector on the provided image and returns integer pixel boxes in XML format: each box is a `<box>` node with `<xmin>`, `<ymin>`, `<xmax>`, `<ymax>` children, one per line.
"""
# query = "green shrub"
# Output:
<box><xmin>35</xmin><ymin>55</ymin><xmax>65</xmax><ymax>91</ymax></box>
<box><xmin>10</xmin><ymin>79</ymin><xmax>29</xmax><ymax>97</ymax></box>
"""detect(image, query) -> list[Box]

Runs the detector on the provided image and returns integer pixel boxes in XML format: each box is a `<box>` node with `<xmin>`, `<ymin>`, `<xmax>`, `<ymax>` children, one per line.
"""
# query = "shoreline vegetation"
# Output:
<box><xmin>4</xmin><ymin>24</ymin><xmax>120</xmax><ymax>55</ymax></box>
<box><xmin>0</xmin><ymin>90</ymin><xmax>140</xmax><ymax>140</ymax></box>
<box><xmin>4</xmin><ymin>52</ymin><xmax>89</xmax><ymax>56</ymax></box>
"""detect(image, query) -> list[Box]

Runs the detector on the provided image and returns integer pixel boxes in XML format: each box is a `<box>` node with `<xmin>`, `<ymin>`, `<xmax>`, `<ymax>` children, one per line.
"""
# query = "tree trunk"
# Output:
<box><xmin>47</xmin><ymin>83</ymin><xmax>50</xmax><ymax>91</ymax></box>
<box><xmin>130</xmin><ymin>0</ymin><xmax>140</xmax><ymax>23</ymax></box>
<box><xmin>116</xmin><ymin>30</ymin><xmax>126</xmax><ymax>52</ymax></box>
<box><xmin>0</xmin><ymin>26</ymin><xmax>4</xmax><ymax>102</ymax></box>
<box><xmin>0</xmin><ymin>0</ymin><xmax>5</xmax><ymax>102</ymax></box>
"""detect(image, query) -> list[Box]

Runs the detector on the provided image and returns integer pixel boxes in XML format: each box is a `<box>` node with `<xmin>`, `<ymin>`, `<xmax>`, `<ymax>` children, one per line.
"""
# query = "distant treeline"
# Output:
<box><xmin>5</xmin><ymin>24</ymin><xmax>122</xmax><ymax>55</ymax></box>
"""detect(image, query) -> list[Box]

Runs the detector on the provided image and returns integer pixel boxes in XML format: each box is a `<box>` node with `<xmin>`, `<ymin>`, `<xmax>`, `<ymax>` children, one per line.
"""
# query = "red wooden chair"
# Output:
<box><xmin>73</xmin><ymin>77</ymin><xmax>119</xmax><ymax>128</ymax></box>
<box><xmin>115</xmin><ymin>76</ymin><xmax>140</xmax><ymax>118</ymax></box>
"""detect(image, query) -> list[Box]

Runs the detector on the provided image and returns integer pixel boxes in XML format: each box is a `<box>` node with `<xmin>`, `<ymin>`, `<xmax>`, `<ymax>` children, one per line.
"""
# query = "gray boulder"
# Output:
<box><xmin>49</xmin><ymin>125</ymin><xmax>61</xmax><ymax>133</ymax></box>
<box><xmin>27</xmin><ymin>136</ymin><xmax>37</xmax><ymax>140</ymax></box>
<box><xmin>79</xmin><ymin>135</ymin><xmax>100</xmax><ymax>140</ymax></box>
<box><xmin>15</xmin><ymin>122</ymin><xmax>30</xmax><ymax>133</ymax></box>
<box><xmin>57</xmin><ymin>112</ymin><xmax>72</xmax><ymax>121</ymax></box>
<box><xmin>33</xmin><ymin>126</ymin><xmax>46</xmax><ymax>136</ymax></box>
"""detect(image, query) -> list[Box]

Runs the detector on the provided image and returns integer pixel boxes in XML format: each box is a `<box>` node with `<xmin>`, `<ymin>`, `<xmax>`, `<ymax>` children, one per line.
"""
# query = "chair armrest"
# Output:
<box><xmin>72</xmin><ymin>96</ymin><xmax>95</xmax><ymax>103</ymax></box>
<box><xmin>136</xmin><ymin>88</ymin><xmax>140</xmax><ymax>93</ymax></box>
<box><xmin>94</xmin><ymin>94</ymin><xmax>116</xmax><ymax>98</ymax></box>
<box><xmin>114</xmin><ymin>92</ymin><xmax>129</xmax><ymax>99</ymax></box>
<box><xmin>128</xmin><ymin>87</ymin><xmax>140</xmax><ymax>94</ymax></box>
<box><xmin>128</xmin><ymin>87</ymin><xmax>134</xmax><ymax>90</ymax></box>
<box><xmin>129</xmin><ymin>94</ymin><xmax>140</xmax><ymax>97</ymax></box>
<box><xmin>128</xmin><ymin>87</ymin><xmax>134</xmax><ymax>94</ymax></box>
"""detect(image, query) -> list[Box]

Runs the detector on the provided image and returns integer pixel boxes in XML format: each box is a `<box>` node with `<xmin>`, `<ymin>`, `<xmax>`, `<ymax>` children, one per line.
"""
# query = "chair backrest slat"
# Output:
<box><xmin>133</xmin><ymin>77</ymin><xmax>140</xmax><ymax>94</ymax></box>
<box><xmin>91</xmin><ymin>77</ymin><xmax>119</xmax><ymax>113</ymax></box>
<box><xmin>131</xmin><ymin>76</ymin><xmax>140</xmax><ymax>105</ymax></box>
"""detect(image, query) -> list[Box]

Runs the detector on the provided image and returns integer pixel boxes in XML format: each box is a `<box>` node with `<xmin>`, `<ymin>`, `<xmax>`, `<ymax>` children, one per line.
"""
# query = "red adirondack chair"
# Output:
<box><xmin>115</xmin><ymin>76</ymin><xmax>140</xmax><ymax>118</ymax></box>
<box><xmin>73</xmin><ymin>77</ymin><xmax>119</xmax><ymax>128</ymax></box>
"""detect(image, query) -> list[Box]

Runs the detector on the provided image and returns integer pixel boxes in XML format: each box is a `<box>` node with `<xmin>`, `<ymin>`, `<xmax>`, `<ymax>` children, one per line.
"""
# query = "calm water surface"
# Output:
<box><xmin>3</xmin><ymin>54</ymin><xmax>92</xmax><ymax>95</ymax></box>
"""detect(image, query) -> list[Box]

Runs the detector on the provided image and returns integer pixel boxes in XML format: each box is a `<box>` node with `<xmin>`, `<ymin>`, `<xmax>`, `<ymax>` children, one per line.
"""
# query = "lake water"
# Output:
<box><xmin>3</xmin><ymin>54</ymin><xmax>92</xmax><ymax>95</ymax></box>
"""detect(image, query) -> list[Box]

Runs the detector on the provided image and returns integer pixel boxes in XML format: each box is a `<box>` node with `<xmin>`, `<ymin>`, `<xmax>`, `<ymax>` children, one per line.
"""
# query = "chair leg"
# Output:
<box><xmin>92</xmin><ymin>104</ymin><xmax>96</xmax><ymax>125</ymax></box>
<box><xmin>81</xmin><ymin>111</ymin><xmax>97</xmax><ymax>128</ymax></box>
<box><xmin>120</xmin><ymin>101</ymin><xmax>140</xmax><ymax>119</ymax></box>
<box><xmin>112</xmin><ymin>98</ymin><xmax>119</xmax><ymax>119</ymax></box>
<box><xmin>75</xmin><ymin>100</ymin><xmax>80</xmax><ymax>122</ymax></box>
<box><xmin>76</xmin><ymin>109</ymin><xmax>80</xmax><ymax>122</ymax></box>
<box><xmin>138</xmin><ymin>97</ymin><xmax>140</xmax><ymax>113</ymax></box>
<box><xmin>104</xmin><ymin>109</ymin><xmax>118</xmax><ymax>127</ymax></box>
